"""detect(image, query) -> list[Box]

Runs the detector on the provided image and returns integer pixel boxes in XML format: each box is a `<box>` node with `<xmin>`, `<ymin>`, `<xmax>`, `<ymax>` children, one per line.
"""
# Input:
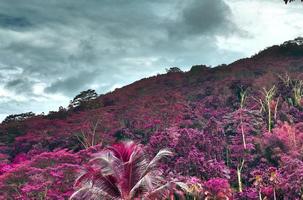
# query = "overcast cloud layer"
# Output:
<box><xmin>0</xmin><ymin>0</ymin><xmax>302</xmax><ymax>120</ymax></box>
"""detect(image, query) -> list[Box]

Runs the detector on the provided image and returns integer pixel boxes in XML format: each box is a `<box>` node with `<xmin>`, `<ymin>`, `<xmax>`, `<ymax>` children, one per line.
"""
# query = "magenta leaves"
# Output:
<box><xmin>70</xmin><ymin>141</ymin><xmax>182</xmax><ymax>200</ymax></box>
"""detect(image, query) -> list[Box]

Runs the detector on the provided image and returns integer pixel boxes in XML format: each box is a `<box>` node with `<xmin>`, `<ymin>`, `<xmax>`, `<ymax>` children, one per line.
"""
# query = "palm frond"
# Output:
<box><xmin>108</xmin><ymin>141</ymin><xmax>138</xmax><ymax>162</ymax></box>
<box><xmin>73</xmin><ymin>165</ymin><xmax>121</xmax><ymax>199</ymax></box>
<box><xmin>92</xmin><ymin>174</ymin><xmax>121</xmax><ymax>198</ymax></box>
<box><xmin>90</xmin><ymin>151</ymin><xmax>123</xmax><ymax>177</ymax></box>
<box><xmin>70</xmin><ymin>186</ymin><xmax>118</xmax><ymax>200</ymax></box>
<box><xmin>143</xmin><ymin>181</ymin><xmax>172</xmax><ymax>200</ymax></box>
<box><xmin>129</xmin><ymin>169</ymin><xmax>164</xmax><ymax>199</ymax></box>
<box><xmin>121</xmin><ymin>145</ymin><xmax>148</xmax><ymax>195</ymax></box>
<box><xmin>71</xmin><ymin>141</ymin><xmax>179</xmax><ymax>200</ymax></box>
<box><xmin>74</xmin><ymin>166</ymin><xmax>99</xmax><ymax>187</ymax></box>
<box><xmin>142</xmin><ymin>149</ymin><xmax>172</xmax><ymax>178</ymax></box>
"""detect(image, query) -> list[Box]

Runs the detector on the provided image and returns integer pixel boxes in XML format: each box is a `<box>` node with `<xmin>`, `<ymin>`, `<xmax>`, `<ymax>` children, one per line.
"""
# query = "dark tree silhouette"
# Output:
<box><xmin>166</xmin><ymin>67</ymin><xmax>183</xmax><ymax>73</ymax></box>
<box><xmin>69</xmin><ymin>89</ymin><xmax>98</xmax><ymax>109</ymax></box>
<box><xmin>3</xmin><ymin>112</ymin><xmax>35</xmax><ymax>123</ymax></box>
<box><xmin>284</xmin><ymin>0</ymin><xmax>303</xmax><ymax>3</ymax></box>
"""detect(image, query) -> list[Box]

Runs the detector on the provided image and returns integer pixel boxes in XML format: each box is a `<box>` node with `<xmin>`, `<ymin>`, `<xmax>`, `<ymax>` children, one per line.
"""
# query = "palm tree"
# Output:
<box><xmin>70</xmin><ymin>141</ymin><xmax>186</xmax><ymax>200</ymax></box>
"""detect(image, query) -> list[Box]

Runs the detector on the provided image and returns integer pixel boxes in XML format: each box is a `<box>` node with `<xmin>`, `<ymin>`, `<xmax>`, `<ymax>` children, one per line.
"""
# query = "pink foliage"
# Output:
<box><xmin>203</xmin><ymin>178</ymin><xmax>233</xmax><ymax>200</ymax></box>
<box><xmin>0</xmin><ymin>60</ymin><xmax>303</xmax><ymax>199</ymax></box>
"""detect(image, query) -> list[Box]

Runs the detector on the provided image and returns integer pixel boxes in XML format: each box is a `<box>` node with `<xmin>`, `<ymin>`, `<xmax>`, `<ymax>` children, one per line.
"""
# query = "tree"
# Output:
<box><xmin>2</xmin><ymin>112</ymin><xmax>35</xmax><ymax>124</ymax></box>
<box><xmin>166</xmin><ymin>67</ymin><xmax>183</xmax><ymax>73</ymax></box>
<box><xmin>70</xmin><ymin>141</ymin><xmax>186</xmax><ymax>200</ymax></box>
<box><xmin>284</xmin><ymin>0</ymin><xmax>303</xmax><ymax>3</ymax></box>
<box><xmin>69</xmin><ymin>89</ymin><xmax>98</xmax><ymax>109</ymax></box>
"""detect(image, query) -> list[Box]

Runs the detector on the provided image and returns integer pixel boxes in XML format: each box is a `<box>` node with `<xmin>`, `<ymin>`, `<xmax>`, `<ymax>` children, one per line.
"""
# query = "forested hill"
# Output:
<box><xmin>0</xmin><ymin>38</ymin><xmax>303</xmax><ymax>199</ymax></box>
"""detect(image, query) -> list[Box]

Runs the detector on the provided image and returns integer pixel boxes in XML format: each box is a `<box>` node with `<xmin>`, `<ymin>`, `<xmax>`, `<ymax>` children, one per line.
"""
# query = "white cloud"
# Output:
<box><xmin>218</xmin><ymin>0</ymin><xmax>303</xmax><ymax>57</ymax></box>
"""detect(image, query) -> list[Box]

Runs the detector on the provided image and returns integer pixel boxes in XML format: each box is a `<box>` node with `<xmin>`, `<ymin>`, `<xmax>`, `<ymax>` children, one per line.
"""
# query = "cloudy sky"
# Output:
<box><xmin>0</xmin><ymin>0</ymin><xmax>302</xmax><ymax>120</ymax></box>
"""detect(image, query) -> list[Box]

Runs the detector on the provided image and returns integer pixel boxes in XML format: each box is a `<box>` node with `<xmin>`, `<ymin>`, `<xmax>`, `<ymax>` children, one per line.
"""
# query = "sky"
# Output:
<box><xmin>0</xmin><ymin>0</ymin><xmax>303</xmax><ymax>120</ymax></box>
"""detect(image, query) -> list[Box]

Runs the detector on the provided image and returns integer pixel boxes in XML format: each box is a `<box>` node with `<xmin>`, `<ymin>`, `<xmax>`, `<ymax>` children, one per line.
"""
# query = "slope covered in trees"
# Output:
<box><xmin>0</xmin><ymin>38</ymin><xmax>303</xmax><ymax>199</ymax></box>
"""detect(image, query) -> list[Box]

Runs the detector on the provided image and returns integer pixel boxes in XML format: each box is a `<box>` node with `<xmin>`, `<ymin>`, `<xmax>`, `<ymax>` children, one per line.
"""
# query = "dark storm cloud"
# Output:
<box><xmin>168</xmin><ymin>0</ymin><xmax>237</xmax><ymax>38</ymax></box>
<box><xmin>0</xmin><ymin>0</ymin><xmax>248</xmax><ymax>118</ymax></box>
<box><xmin>45</xmin><ymin>70</ymin><xmax>100</xmax><ymax>96</ymax></box>
<box><xmin>4</xmin><ymin>78</ymin><xmax>34</xmax><ymax>94</ymax></box>
<box><xmin>0</xmin><ymin>13</ymin><xmax>32</xmax><ymax>30</ymax></box>
<box><xmin>182</xmin><ymin>0</ymin><xmax>235</xmax><ymax>35</ymax></box>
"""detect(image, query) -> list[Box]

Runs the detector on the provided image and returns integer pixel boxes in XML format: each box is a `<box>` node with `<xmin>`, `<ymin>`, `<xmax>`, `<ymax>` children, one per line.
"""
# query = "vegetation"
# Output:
<box><xmin>70</xmin><ymin>141</ymin><xmax>187</xmax><ymax>200</ymax></box>
<box><xmin>2</xmin><ymin>112</ymin><xmax>35</xmax><ymax>124</ymax></box>
<box><xmin>69</xmin><ymin>89</ymin><xmax>98</xmax><ymax>110</ymax></box>
<box><xmin>165</xmin><ymin>67</ymin><xmax>183</xmax><ymax>73</ymax></box>
<box><xmin>284</xmin><ymin>0</ymin><xmax>303</xmax><ymax>3</ymax></box>
<box><xmin>1</xmin><ymin>40</ymin><xmax>303</xmax><ymax>199</ymax></box>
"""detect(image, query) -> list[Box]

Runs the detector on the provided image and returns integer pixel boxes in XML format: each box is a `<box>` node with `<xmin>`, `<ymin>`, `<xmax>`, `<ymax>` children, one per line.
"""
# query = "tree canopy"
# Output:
<box><xmin>3</xmin><ymin>112</ymin><xmax>35</xmax><ymax>124</ymax></box>
<box><xmin>284</xmin><ymin>0</ymin><xmax>303</xmax><ymax>3</ymax></box>
<box><xmin>166</xmin><ymin>67</ymin><xmax>183</xmax><ymax>73</ymax></box>
<box><xmin>69</xmin><ymin>89</ymin><xmax>98</xmax><ymax>109</ymax></box>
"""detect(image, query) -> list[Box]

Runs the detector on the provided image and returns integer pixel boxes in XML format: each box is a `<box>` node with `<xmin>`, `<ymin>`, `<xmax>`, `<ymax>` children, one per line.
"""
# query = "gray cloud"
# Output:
<box><xmin>45</xmin><ymin>70</ymin><xmax>100</xmax><ymax>96</ymax></box>
<box><xmin>168</xmin><ymin>0</ymin><xmax>236</xmax><ymax>39</ymax></box>
<box><xmin>4</xmin><ymin>78</ymin><xmax>35</xmax><ymax>95</ymax></box>
<box><xmin>0</xmin><ymin>0</ymin><xmax>256</xmax><ymax>119</ymax></box>
<box><xmin>0</xmin><ymin>13</ymin><xmax>32</xmax><ymax>30</ymax></box>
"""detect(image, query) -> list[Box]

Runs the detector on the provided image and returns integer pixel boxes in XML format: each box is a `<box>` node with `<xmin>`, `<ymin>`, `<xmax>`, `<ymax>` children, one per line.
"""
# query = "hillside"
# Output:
<box><xmin>0</xmin><ymin>38</ymin><xmax>303</xmax><ymax>199</ymax></box>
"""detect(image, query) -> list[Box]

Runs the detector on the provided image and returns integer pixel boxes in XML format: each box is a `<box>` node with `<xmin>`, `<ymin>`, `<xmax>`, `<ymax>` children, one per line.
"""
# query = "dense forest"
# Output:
<box><xmin>0</xmin><ymin>38</ymin><xmax>303</xmax><ymax>199</ymax></box>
